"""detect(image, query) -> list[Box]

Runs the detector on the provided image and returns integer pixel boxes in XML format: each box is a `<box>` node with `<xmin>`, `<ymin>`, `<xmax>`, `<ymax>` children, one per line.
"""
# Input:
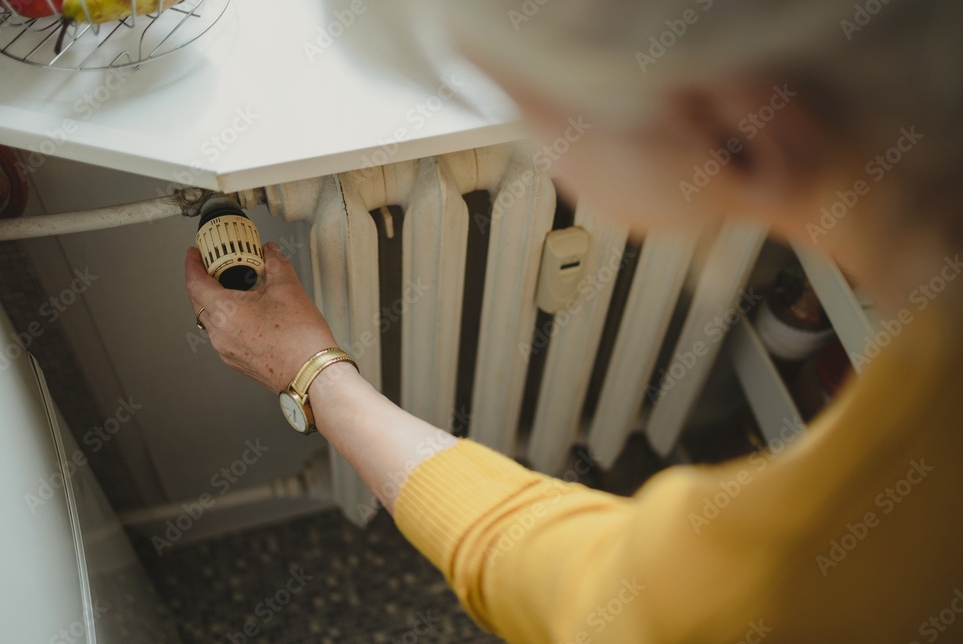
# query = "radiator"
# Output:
<box><xmin>243</xmin><ymin>142</ymin><xmax>768</xmax><ymax>526</ymax></box>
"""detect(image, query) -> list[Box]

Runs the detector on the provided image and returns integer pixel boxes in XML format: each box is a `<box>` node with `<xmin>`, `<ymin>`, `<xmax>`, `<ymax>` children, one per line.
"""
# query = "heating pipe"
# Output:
<box><xmin>0</xmin><ymin>188</ymin><xmax>220</xmax><ymax>241</ymax></box>
<box><xmin>118</xmin><ymin>448</ymin><xmax>332</xmax><ymax>527</ymax></box>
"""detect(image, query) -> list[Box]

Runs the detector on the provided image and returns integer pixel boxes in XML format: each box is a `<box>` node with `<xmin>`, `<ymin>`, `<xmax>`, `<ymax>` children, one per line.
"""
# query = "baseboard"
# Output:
<box><xmin>124</xmin><ymin>495</ymin><xmax>339</xmax><ymax>554</ymax></box>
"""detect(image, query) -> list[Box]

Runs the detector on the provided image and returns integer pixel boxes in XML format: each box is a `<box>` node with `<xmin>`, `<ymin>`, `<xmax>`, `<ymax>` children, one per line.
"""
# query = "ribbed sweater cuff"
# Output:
<box><xmin>394</xmin><ymin>439</ymin><xmax>542</xmax><ymax>576</ymax></box>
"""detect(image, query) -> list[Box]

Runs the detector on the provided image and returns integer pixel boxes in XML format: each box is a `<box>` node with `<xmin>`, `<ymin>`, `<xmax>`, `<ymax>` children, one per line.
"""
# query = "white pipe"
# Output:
<box><xmin>0</xmin><ymin>189</ymin><xmax>217</xmax><ymax>241</ymax></box>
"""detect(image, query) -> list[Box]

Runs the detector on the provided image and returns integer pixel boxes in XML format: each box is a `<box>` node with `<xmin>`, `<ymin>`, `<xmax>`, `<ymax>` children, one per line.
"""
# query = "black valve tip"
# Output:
<box><xmin>218</xmin><ymin>265</ymin><xmax>260</xmax><ymax>290</ymax></box>
<box><xmin>197</xmin><ymin>195</ymin><xmax>249</xmax><ymax>230</ymax></box>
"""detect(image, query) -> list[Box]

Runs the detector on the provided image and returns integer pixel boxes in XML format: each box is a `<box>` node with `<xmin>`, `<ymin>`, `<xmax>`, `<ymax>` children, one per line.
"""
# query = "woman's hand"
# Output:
<box><xmin>184</xmin><ymin>242</ymin><xmax>338</xmax><ymax>393</ymax></box>
<box><xmin>186</xmin><ymin>241</ymin><xmax>458</xmax><ymax>515</ymax></box>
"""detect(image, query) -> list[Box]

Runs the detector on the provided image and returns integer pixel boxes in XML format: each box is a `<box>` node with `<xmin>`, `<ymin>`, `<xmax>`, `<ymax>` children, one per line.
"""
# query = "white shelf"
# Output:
<box><xmin>0</xmin><ymin>0</ymin><xmax>523</xmax><ymax>192</ymax></box>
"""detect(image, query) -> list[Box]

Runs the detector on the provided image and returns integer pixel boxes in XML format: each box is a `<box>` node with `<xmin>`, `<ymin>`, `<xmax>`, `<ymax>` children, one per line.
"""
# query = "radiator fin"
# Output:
<box><xmin>526</xmin><ymin>206</ymin><xmax>628</xmax><ymax>474</ymax></box>
<box><xmin>310</xmin><ymin>172</ymin><xmax>383</xmax><ymax>526</ymax></box>
<box><xmin>468</xmin><ymin>151</ymin><xmax>556</xmax><ymax>454</ymax></box>
<box><xmin>401</xmin><ymin>157</ymin><xmax>470</xmax><ymax>429</ymax></box>
<box><xmin>644</xmin><ymin>220</ymin><xmax>767</xmax><ymax>457</ymax></box>
<box><xmin>587</xmin><ymin>229</ymin><xmax>699</xmax><ymax>468</ymax></box>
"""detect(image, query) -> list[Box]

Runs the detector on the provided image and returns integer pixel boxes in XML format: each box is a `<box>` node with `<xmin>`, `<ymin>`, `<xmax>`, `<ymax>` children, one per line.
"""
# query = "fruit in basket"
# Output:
<box><xmin>6</xmin><ymin>0</ymin><xmax>63</xmax><ymax>18</ymax></box>
<box><xmin>61</xmin><ymin>0</ymin><xmax>182</xmax><ymax>24</ymax></box>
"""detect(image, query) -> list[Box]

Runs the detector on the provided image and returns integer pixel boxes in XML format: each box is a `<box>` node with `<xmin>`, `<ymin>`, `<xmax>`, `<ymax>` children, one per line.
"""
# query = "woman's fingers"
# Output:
<box><xmin>262</xmin><ymin>242</ymin><xmax>298</xmax><ymax>285</ymax></box>
<box><xmin>183</xmin><ymin>240</ymin><xmax>338</xmax><ymax>392</ymax></box>
<box><xmin>185</xmin><ymin>246</ymin><xmax>225</xmax><ymax>311</ymax></box>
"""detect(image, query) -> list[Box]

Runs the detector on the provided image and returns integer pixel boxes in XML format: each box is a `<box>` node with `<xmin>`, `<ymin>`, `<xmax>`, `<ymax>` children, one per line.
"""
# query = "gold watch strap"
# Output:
<box><xmin>289</xmin><ymin>347</ymin><xmax>359</xmax><ymax>396</ymax></box>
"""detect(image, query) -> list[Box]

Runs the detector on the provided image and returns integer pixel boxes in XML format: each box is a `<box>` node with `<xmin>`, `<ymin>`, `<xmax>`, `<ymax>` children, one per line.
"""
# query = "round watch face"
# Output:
<box><xmin>278</xmin><ymin>392</ymin><xmax>309</xmax><ymax>433</ymax></box>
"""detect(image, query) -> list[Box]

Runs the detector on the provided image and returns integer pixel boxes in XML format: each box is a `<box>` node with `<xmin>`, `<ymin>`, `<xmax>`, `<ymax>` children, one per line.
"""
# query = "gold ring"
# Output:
<box><xmin>195</xmin><ymin>307</ymin><xmax>207</xmax><ymax>330</ymax></box>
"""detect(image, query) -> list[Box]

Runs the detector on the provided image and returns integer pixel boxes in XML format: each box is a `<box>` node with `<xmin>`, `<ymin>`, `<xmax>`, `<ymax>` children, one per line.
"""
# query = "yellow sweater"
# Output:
<box><xmin>395</xmin><ymin>305</ymin><xmax>963</xmax><ymax>643</ymax></box>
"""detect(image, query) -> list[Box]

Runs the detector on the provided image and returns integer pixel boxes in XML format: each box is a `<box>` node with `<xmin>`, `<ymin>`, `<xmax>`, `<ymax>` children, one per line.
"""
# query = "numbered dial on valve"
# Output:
<box><xmin>196</xmin><ymin>214</ymin><xmax>265</xmax><ymax>290</ymax></box>
<box><xmin>195</xmin><ymin>196</ymin><xmax>266</xmax><ymax>292</ymax></box>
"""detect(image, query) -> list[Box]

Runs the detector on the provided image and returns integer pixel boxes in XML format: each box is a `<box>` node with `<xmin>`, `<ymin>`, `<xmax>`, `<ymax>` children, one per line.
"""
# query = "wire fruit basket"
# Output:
<box><xmin>0</xmin><ymin>0</ymin><xmax>229</xmax><ymax>70</ymax></box>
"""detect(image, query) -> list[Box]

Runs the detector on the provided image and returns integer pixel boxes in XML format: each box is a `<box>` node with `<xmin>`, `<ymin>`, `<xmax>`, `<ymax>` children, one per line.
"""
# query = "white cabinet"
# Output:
<box><xmin>0</xmin><ymin>306</ymin><xmax>180</xmax><ymax>643</ymax></box>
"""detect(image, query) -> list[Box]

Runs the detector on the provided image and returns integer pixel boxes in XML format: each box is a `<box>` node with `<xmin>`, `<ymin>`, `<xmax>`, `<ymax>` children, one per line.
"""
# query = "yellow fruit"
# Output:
<box><xmin>61</xmin><ymin>0</ymin><xmax>181</xmax><ymax>24</ymax></box>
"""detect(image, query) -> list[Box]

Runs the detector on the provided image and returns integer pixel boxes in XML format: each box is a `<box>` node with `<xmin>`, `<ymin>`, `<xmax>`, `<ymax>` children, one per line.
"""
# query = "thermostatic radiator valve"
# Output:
<box><xmin>195</xmin><ymin>196</ymin><xmax>265</xmax><ymax>291</ymax></box>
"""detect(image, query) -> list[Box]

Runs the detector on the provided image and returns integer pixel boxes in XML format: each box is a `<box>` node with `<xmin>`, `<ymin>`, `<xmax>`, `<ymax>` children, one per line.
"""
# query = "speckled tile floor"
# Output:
<box><xmin>135</xmin><ymin>509</ymin><xmax>503</xmax><ymax>644</ymax></box>
<box><xmin>131</xmin><ymin>436</ymin><xmax>677</xmax><ymax>644</ymax></box>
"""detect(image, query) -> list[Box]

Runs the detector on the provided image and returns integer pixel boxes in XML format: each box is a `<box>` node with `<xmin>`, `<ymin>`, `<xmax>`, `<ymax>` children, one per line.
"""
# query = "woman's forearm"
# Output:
<box><xmin>184</xmin><ymin>243</ymin><xmax>457</xmax><ymax>512</ymax></box>
<box><xmin>309</xmin><ymin>361</ymin><xmax>458</xmax><ymax>514</ymax></box>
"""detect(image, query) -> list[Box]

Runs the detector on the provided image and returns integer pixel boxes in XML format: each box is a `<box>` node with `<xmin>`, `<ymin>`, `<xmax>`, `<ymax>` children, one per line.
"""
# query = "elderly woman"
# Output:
<box><xmin>185</xmin><ymin>1</ymin><xmax>963</xmax><ymax>641</ymax></box>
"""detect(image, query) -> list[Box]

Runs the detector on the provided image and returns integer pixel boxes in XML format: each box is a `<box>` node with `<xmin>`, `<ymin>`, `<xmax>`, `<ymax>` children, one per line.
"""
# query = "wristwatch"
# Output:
<box><xmin>278</xmin><ymin>347</ymin><xmax>358</xmax><ymax>434</ymax></box>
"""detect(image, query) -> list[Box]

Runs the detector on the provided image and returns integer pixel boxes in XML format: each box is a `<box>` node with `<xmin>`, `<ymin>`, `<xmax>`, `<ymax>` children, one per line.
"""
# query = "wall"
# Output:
<box><xmin>16</xmin><ymin>155</ymin><xmax>334</xmax><ymax>526</ymax></box>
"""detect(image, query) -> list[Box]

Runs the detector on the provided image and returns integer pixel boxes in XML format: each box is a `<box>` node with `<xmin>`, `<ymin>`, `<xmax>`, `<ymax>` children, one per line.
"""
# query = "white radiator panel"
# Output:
<box><xmin>645</xmin><ymin>220</ymin><xmax>768</xmax><ymax>457</ymax></box>
<box><xmin>401</xmin><ymin>157</ymin><xmax>470</xmax><ymax>429</ymax></box>
<box><xmin>527</xmin><ymin>207</ymin><xmax>628</xmax><ymax>474</ymax></box>
<box><xmin>587</xmin><ymin>230</ymin><xmax>698</xmax><ymax>469</ymax></box>
<box><xmin>310</xmin><ymin>172</ymin><xmax>383</xmax><ymax>526</ymax></box>
<box><xmin>263</xmin><ymin>143</ymin><xmax>777</xmax><ymax>524</ymax></box>
<box><xmin>468</xmin><ymin>150</ymin><xmax>556</xmax><ymax>454</ymax></box>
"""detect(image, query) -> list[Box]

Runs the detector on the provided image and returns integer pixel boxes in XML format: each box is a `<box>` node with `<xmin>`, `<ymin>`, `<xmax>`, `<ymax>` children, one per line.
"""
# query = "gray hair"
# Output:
<box><xmin>338</xmin><ymin>1</ymin><xmax>963</xmax><ymax>246</ymax></box>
